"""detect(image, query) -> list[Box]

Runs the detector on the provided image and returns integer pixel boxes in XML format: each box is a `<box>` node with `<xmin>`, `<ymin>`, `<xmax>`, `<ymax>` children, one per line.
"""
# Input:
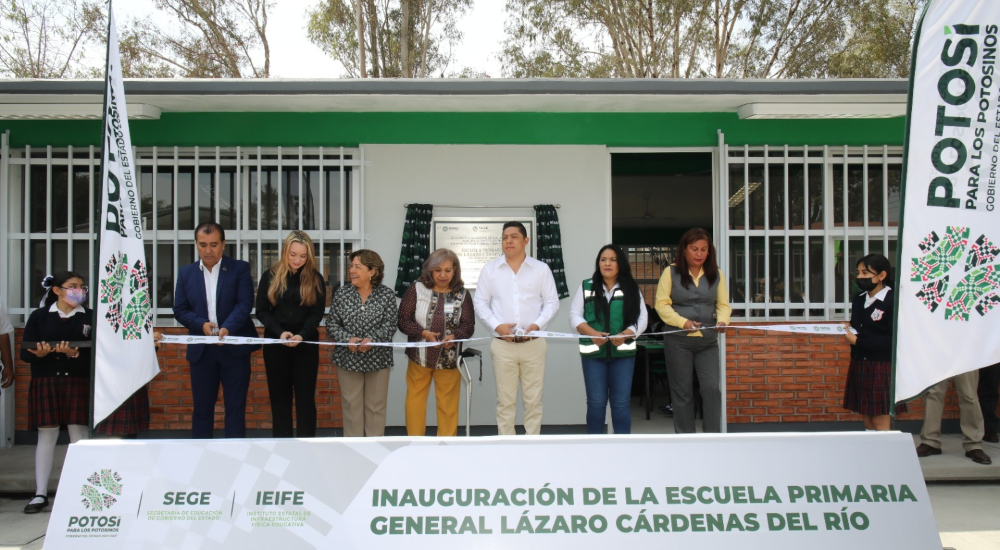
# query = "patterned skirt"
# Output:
<box><xmin>95</xmin><ymin>387</ymin><xmax>150</xmax><ymax>436</ymax></box>
<box><xmin>843</xmin><ymin>359</ymin><xmax>906</xmax><ymax>416</ymax></box>
<box><xmin>28</xmin><ymin>376</ymin><xmax>90</xmax><ymax>430</ymax></box>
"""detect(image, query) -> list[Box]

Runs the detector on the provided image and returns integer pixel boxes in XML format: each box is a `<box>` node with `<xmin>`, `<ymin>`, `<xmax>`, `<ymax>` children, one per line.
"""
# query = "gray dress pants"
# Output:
<box><xmin>663</xmin><ymin>335</ymin><xmax>722</xmax><ymax>433</ymax></box>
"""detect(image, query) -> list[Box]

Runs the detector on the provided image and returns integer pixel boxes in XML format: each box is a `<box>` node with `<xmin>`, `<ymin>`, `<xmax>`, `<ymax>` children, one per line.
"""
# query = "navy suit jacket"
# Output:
<box><xmin>172</xmin><ymin>256</ymin><xmax>260</xmax><ymax>362</ymax></box>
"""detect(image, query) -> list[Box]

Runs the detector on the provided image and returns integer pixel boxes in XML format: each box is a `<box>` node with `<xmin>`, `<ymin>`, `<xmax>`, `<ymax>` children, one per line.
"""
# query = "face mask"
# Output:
<box><xmin>63</xmin><ymin>288</ymin><xmax>88</xmax><ymax>307</ymax></box>
<box><xmin>856</xmin><ymin>277</ymin><xmax>879</xmax><ymax>292</ymax></box>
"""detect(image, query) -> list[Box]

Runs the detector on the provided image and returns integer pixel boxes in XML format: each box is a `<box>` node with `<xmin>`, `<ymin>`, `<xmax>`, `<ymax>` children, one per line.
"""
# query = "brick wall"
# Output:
<box><xmin>725</xmin><ymin>323</ymin><xmax>961</xmax><ymax>424</ymax></box>
<box><xmin>12</xmin><ymin>327</ymin><xmax>342</xmax><ymax>433</ymax></box>
<box><xmin>11</xmin><ymin>324</ymin><xmax>972</xmax><ymax>432</ymax></box>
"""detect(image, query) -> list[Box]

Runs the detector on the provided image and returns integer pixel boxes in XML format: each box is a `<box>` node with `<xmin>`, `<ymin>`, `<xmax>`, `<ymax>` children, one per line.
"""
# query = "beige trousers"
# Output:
<box><xmin>337</xmin><ymin>366</ymin><xmax>390</xmax><ymax>437</ymax></box>
<box><xmin>920</xmin><ymin>370</ymin><xmax>984</xmax><ymax>452</ymax></box>
<box><xmin>491</xmin><ymin>338</ymin><xmax>547</xmax><ymax>435</ymax></box>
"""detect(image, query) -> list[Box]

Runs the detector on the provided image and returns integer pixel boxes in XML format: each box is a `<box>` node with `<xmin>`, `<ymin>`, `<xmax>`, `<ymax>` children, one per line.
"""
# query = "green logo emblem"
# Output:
<box><xmin>99</xmin><ymin>252</ymin><xmax>152</xmax><ymax>339</ymax></box>
<box><xmin>81</xmin><ymin>469</ymin><xmax>123</xmax><ymax>511</ymax></box>
<box><xmin>911</xmin><ymin>226</ymin><xmax>1000</xmax><ymax>321</ymax></box>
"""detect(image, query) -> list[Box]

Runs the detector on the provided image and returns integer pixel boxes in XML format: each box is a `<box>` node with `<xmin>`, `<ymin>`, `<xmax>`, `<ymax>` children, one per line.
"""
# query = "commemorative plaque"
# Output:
<box><xmin>431</xmin><ymin>217</ymin><xmax>535</xmax><ymax>289</ymax></box>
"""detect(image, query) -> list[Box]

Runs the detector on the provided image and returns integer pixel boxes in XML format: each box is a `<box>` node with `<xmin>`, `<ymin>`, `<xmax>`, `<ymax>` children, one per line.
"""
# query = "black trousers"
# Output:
<box><xmin>262</xmin><ymin>343</ymin><xmax>319</xmax><ymax>438</ymax></box>
<box><xmin>979</xmin><ymin>362</ymin><xmax>1000</xmax><ymax>434</ymax></box>
<box><xmin>190</xmin><ymin>346</ymin><xmax>251</xmax><ymax>439</ymax></box>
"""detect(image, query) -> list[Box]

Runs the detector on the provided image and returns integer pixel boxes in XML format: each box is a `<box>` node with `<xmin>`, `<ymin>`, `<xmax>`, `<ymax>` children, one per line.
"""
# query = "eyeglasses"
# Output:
<box><xmin>59</xmin><ymin>285</ymin><xmax>89</xmax><ymax>293</ymax></box>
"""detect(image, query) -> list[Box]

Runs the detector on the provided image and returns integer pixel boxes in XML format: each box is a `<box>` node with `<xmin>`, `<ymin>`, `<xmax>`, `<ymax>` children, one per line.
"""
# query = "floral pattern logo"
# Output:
<box><xmin>80</xmin><ymin>469</ymin><xmax>123</xmax><ymax>511</ymax></box>
<box><xmin>99</xmin><ymin>251</ymin><xmax>153</xmax><ymax>339</ymax></box>
<box><xmin>911</xmin><ymin>226</ymin><xmax>1000</xmax><ymax>321</ymax></box>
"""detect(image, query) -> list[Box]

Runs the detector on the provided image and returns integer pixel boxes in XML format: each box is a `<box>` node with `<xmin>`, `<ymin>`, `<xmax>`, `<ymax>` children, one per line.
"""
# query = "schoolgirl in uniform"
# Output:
<box><xmin>21</xmin><ymin>272</ymin><xmax>92</xmax><ymax>513</ymax></box>
<box><xmin>842</xmin><ymin>254</ymin><xmax>897</xmax><ymax>431</ymax></box>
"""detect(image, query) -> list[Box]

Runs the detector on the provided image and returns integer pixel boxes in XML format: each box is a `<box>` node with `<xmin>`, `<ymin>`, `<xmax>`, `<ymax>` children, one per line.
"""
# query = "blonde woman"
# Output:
<box><xmin>255</xmin><ymin>231</ymin><xmax>327</xmax><ymax>438</ymax></box>
<box><xmin>397</xmin><ymin>249</ymin><xmax>476</xmax><ymax>436</ymax></box>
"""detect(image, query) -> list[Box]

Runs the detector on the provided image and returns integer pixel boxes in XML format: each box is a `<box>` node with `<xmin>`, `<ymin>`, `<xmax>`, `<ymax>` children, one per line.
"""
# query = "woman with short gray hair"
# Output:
<box><xmin>397</xmin><ymin>248</ymin><xmax>476</xmax><ymax>436</ymax></box>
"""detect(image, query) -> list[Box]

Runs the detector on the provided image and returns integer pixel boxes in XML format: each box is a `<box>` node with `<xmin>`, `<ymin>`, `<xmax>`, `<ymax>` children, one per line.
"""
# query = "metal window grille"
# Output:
<box><xmin>1</xmin><ymin>138</ymin><xmax>364</xmax><ymax>325</ymax></box>
<box><xmin>626</xmin><ymin>245</ymin><xmax>678</xmax><ymax>308</ymax></box>
<box><xmin>722</xmin><ymin>144</ymin><xmax>902</xmax><ymax>321</ymax></box>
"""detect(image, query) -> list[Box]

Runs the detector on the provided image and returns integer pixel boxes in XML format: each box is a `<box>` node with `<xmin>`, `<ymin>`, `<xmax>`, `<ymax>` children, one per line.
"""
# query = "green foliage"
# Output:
<box><xmin>0</xmin><ymin>0</ymin><xmax>103</xmax><ymax>78</ymax></box>
<box><xmin>826</xmin><ymin>0</ymin><xmax>923</xmax><ymax>78</ymax></box>
<box><xmin>500</xmin><ymin>0</ymin><xmax>927</xmax><ymax>78</ymax></box>
<box><xmin>306</xmin><ymin>0</ymin><xmax>472</xmax><ymax>78</ymax></box>
<box><xmin>0</xmin><ymin>0</ymin><xmax>276</xmax><ymax>79</ymax></box>
<box><xmin>114</xmin><ymin>0</ymin><xmax>274</xmax><ymax>78</ymax></box>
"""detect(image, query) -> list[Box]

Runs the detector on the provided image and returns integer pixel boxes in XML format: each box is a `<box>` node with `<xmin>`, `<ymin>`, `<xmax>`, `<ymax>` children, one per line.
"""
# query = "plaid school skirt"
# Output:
<box><xmin>843</xmin><ymin>358</ymin><xmax>906</xmax><ymax>416</ymax></box>
<box><xmin>95</xmin><ymin>387</ymin><xmax>150</xmax><ymax>436</ymax></box>
<box><xmin>28</xmin><ymin>375</ymin><xmax>90</xmax><ymax>430</ymax></box>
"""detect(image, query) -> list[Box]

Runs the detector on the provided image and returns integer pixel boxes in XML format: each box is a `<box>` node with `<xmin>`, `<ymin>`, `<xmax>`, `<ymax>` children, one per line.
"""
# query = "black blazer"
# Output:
<box><xmin>849</xmin><ymin>288</ymin><xmax>894</xmax><ymax>362</ymax></box>
<box><xmin>21</xmin><ymin>307</ymin><xmax>93</xmax><ymax>378</ymax></box>
<box><xmin>172</xmin><ymin>256</ymin><xmax>259</xmax><ymax>361</ymax></box>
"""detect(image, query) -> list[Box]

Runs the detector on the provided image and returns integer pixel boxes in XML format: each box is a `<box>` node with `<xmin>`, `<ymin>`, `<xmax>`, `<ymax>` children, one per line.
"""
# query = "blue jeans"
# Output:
<box><xmin>581</xmin><ymin>356</ymin><xmax>635</xmax><ymax>434</ymax></box>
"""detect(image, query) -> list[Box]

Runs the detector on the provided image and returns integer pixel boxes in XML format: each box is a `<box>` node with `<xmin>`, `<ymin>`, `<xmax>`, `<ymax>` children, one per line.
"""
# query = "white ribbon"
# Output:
<box><xmin>158</xmin><ymin>335</ymin><xmax>492</xmax><ymax>348</ymax></box>
<box><xmin>159</xmin><ymin>323</ymin><xmax>855</xmax><ymax>349</ymax></box>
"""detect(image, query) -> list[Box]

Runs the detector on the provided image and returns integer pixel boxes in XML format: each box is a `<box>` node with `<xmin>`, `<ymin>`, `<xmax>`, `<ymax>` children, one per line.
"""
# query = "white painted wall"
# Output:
<box><xmin>362</xmin><ymin>145</ymin><xmax>612</xmax><ymax>429</ymax></box>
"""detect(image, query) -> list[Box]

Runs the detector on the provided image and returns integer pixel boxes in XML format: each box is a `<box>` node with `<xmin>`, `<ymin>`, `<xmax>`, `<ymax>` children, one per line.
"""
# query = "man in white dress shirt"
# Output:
<box><xmin>474</xmin><ymin>221</ymin><xmax>560</xmax><ymax>435</ymax></box>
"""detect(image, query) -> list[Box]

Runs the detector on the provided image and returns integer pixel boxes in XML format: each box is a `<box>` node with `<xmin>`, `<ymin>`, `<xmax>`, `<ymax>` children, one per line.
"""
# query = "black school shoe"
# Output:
<box><xmin>23</xmin><ymin>495</ymin><xmax>48</xmax><ymax>514</ymax></box>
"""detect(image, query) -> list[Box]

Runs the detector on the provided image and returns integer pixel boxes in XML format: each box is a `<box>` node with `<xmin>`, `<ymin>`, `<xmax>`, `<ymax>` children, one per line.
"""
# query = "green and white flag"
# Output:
<box><xmin>896</xmin><ymin>0</ymin><xmax>1000</xmax><ymax>403</ymax></box>
<box><xmin>93</xmin><ymin>4</ymin><xmax>159</xmax><ymax>425</ymax></box>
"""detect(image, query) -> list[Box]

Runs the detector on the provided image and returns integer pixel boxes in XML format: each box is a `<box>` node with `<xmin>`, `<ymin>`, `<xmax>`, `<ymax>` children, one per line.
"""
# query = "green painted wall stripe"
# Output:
<box><xmin>0</xmin><ymin>111</ymin><xmax>906</xmax><ymax>148</ymax></box>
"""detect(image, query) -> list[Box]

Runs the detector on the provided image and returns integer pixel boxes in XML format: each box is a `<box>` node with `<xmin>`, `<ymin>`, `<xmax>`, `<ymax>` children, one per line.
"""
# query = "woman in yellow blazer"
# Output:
<box><xmin>654</xmin><ymin>228</ymin><xmax>731</xmax><ymax>434</ymax></box>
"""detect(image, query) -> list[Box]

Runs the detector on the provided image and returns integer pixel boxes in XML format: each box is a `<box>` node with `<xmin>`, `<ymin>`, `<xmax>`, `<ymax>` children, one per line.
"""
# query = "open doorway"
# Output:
<box><xmin>611</xmin><ymin>151</ymin><xmax>716</xmax><ymax>432</ymax></box>
<box><xmin>612</xmin><ymin>152</ymin><xmax>715</xmax><ymax>301</ymax></box>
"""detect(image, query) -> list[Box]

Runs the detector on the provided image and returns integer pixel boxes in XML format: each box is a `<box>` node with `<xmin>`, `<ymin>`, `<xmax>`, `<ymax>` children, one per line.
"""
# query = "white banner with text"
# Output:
<box><xmin>93</xmin><ymin>5</ymin><xmax>159</xmax><ymax>424</ymax></box>
<box><xmin>896</xmin><ymin>0</ymin><xmax>1000</xmax><ymax>402</ymax></box>
<box><xmin>44</xmin><ymin>433</ymin><xmax>939</xmax><ymax>549</ymax></box>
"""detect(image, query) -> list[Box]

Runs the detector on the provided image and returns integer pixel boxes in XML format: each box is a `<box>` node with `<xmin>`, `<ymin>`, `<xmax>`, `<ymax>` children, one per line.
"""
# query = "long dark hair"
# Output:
<box><xmin>43</xmin><ymin>271</ymin><xmax>85</xmax><ymax>308</ymax></box>
<box><xmin>857</xmin><ymin>253</ymin><xmax>893</xmax><ymax>286</ymax></box>
<box><xmin>674</xmin><ymin>228</ymin><xmax>719</xmax><ymax>289</ymax></box>
<box><xmin>589</xmin><ymin>244</ymin><xmax>641</xmax><ymax>329</ymax></box>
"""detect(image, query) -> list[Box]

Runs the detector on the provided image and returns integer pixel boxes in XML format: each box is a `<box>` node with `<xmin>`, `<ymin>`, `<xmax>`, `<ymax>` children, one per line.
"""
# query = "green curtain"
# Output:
<box><xmin>395</xmin><ymin>204</ymin><xmax>433</xmax><ymax>298</ymax></box>
<box><xmin>533</xmin><ymin>204</ymin><xmax>570</xmax><ymax>299</ymax></box>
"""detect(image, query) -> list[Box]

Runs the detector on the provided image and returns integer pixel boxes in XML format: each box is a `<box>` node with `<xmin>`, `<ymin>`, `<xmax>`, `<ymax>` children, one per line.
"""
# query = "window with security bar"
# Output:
<box><xmin>2</xmin><ymin>144</ymin><xmax>363</xmax><ymax>325</ymax></box>
<box><xmin>724</xmin><ymin>145</ymin><xmax>901</xmax><ymax>321</ymax></box>
<box><xmin>626</xmin><ymin>245</ymin><xmax>678</xmax><ymax>309</ymax></box>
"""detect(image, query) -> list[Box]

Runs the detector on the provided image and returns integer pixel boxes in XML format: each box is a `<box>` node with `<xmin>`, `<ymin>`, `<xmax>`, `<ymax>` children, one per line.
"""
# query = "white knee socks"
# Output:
<box><xmin>33</xmin><ymin>425</ymin><xmax>89</xmax><ymax>503</ymax></box>
<box><xmin>34</xmin><ymin>427</ymin><xmax>58</xmax><ymax>499</ymax></box>
<box><xmin>67</xmin><ymin>424</ymin><xmax>89</xmax><ymax>443</ymax></box>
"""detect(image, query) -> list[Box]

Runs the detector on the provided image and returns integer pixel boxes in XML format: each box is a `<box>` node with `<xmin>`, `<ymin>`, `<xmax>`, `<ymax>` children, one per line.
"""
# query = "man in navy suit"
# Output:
<box><xmin>173</xmin><ymin>222</ymin><xmax>259</xmax><ymax>438</ymax></box>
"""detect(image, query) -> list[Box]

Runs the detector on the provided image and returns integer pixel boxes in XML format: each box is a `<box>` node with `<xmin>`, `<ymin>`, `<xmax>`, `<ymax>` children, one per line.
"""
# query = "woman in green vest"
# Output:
<box><xmin>571</xmin><ymin>244</ymin><xmax>647</xmax><ymax>434</ymax></box>
<box><xmin>654</xmin><ymin>228</ymin><xmax>732</xmax><ymax>434</ymax></box>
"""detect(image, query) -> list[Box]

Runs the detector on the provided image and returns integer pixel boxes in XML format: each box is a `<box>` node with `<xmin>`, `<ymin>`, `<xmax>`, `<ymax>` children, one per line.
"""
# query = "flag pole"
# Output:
<box><xmin>90</xmin><ymin>0</ymin><xmax>114</xmax><ymax>434</ymax></box>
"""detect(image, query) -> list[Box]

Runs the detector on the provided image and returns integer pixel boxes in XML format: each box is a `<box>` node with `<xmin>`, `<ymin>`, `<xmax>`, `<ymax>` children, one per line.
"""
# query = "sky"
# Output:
<box><xmin>113</xmin><ymin>0</ymin><xmax>507</xmax><ymax>78</ymax></box>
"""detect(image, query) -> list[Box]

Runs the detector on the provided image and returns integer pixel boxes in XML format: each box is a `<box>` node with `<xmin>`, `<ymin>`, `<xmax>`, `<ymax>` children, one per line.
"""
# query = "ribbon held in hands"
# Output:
<box><xmin>156</xmin><ymin>323</ymin><xmax>855</xmax><ymax>350</ymax></box>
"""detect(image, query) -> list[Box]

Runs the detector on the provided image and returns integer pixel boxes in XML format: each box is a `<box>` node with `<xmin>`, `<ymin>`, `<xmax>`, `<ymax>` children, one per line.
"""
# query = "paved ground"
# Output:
<box><xmin>1</xmin><ymin>402</ymin><xmax>997</xmax><ymax>549</ymax></box>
